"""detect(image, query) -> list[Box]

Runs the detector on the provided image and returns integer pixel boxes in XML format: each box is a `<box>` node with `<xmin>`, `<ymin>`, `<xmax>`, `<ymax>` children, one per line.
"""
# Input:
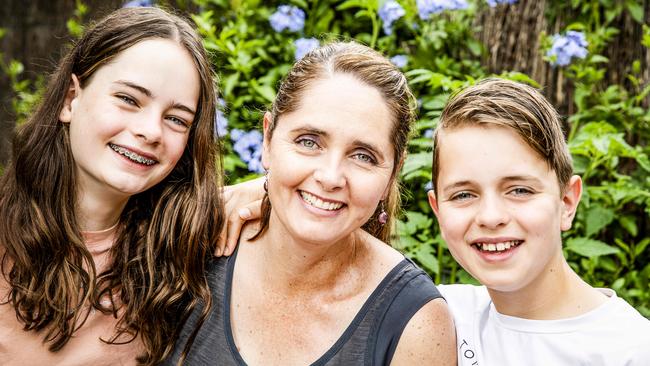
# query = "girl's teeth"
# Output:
<box><xmin>110</xmin><ymin>144</ymin><xmax>156</xmax><ymax>165</ymax></box>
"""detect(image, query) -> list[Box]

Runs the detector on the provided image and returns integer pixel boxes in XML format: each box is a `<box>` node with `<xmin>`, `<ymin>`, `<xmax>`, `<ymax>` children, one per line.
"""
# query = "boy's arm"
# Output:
<box><xmin>391</xmin><ymin>298</ymin><xmax>457</xmax><ymax>365</ymax></box>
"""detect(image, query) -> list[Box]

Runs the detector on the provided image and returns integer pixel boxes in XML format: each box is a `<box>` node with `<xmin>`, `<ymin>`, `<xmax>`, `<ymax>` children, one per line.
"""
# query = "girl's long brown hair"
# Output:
<box><xmin>0</xmin><ymin>7</ymin><xmax>223</xmax><ymax>364</ymax></box>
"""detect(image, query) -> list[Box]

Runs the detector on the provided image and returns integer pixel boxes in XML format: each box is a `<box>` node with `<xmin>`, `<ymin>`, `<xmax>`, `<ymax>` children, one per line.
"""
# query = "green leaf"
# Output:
<box><xmin>415</xmin><ymin>245</ymin><xmax>439</xmax><ymax>275</ymax></box>
<box><xmin>585</xmin><ymin>205</ymin><xmax>615</xmax><ymax>237</ymax></box>
<box><xmin>619</xmin><ymin>215</ymin><xmax>638</xmax><ymax>237</ymax></box>
<box><xmin>626</xmin><ymin>0</ymin><xmax>644</xmax><ymax>23</ymax></box>
<box><xmin>566</xmin><ymin>237</ymin><xmax>620</xmax><ymax>258</ymax></box>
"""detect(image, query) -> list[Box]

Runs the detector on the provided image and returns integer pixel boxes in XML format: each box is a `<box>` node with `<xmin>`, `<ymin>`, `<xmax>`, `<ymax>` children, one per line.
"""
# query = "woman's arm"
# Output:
<box><xmin>391</xmin><ymin>298</ymin><xmax>457</xmax><ymax>365</ymax></box>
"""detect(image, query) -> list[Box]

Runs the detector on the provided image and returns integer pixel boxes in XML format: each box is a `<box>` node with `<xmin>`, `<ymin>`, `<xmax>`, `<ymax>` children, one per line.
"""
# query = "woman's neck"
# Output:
<box><xmin>240</xmin><ymin>220</ymin><xmax>366</xmax><ymax>294</ymax></box>
<box><xmin>488</xmin><ymin>255</ymin><xmax>607</xmax><ymax>320</ymax></box>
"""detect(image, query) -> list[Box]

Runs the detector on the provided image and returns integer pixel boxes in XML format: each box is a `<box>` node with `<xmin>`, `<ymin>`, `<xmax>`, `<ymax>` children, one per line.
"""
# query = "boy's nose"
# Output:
<box><xmin>474</xmin><ymin>194</ymin><xmax>510</xmax><ymax>229</ymax></box>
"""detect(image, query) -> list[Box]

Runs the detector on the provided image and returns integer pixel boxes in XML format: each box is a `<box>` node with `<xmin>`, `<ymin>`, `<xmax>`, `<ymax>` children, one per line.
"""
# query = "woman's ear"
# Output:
<box><xmin>560</xmin><ymin>175</ymin><xmax>583</xmax><ymax>231</ymax></box>
<box><xmin>59</xmin><ymin>74</ymin><xmax>81</xmax><ymax>123</ymax></box>
<box><xmin>261</xmin><ymin>111</ymin><xmax>273</xmax><ymax>171</ymax></box>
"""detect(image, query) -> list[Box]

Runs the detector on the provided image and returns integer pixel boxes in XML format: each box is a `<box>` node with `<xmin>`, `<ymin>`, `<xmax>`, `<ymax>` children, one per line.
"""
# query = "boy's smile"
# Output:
<box><xmin>429</xmin><ymin>125</ymin><xmax>580</xmax><ymax>294</ymax></box>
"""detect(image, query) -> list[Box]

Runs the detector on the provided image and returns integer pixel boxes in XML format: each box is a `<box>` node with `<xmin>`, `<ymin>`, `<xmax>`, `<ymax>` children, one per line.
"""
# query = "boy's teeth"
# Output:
<box><xmin>300</xmin><ymin>191</ymin><xmax>343</xmax><ymax>211</ymax></box>
<box><xmin>109</xmin><ymin>144</ymin><xmax>156</xmax><ymax>165</ymax></box>
<box><xmin>476</xmin><ymin>240</ymin><xmax>521</xmax><ymax>252</ymax></box>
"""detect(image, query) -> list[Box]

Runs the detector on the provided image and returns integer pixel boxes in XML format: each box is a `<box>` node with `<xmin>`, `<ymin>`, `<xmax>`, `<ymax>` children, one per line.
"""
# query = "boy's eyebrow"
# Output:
<box><xmin>290</xmin><ymin>125</ymin><xmax>385</xmax><ymax>160</ymax></box>
<box><xmin>441</xmin><ymin>181</ymin><xmax>473</xmax><ymax>195</ymax></box>
<box><xmin>114</xmin><ymin>80</ymin><xmax>196</xmax><ymax>115</ymax></box>
<box><xmin>502</xmin><ymin>175</ymin><xmax>544</xmax><ymax>184</ymax></box>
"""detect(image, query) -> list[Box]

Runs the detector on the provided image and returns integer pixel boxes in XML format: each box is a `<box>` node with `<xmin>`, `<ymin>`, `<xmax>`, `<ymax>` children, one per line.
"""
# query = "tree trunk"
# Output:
<box><xmin>475</xmin><ymin>0</ymin><xmax>650</xmax><ymax>119</ymax></box>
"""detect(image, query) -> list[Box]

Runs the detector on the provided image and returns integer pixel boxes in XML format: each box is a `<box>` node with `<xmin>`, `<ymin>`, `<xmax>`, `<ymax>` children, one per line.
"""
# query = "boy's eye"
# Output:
<box><xmin>450</xmin><ymin>191</ymin><xmax>474</xmax><ymax>201</ymax></box>
<box><xmin>509</xmin><ymin>187</ymin><xmax>534</xmax><ymax>196</ymax></box>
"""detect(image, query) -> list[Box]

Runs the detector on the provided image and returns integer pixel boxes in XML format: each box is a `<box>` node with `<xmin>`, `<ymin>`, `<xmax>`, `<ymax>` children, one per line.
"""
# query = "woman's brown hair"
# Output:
<box><xmin>0</xmin><ymin>7</ymin><xmax>223</xmax><ymax>364</ymax></box>
<box><xmin>252</xmin><ymin>41</ymin><xmax>416</xmax><ymax>243</ymax></box>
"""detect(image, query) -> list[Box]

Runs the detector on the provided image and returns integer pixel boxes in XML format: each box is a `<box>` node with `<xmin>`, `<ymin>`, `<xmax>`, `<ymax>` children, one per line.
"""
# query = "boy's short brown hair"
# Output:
<box><xmin>432</xmin><ymin>78</ymin><xmax>573</xmax><ymax>194</ymax></box>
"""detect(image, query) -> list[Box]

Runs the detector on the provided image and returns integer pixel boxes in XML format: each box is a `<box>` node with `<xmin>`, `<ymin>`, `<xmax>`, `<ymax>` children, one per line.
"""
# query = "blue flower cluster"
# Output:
<box><xmin>294</xmin><ymin>38</ymin><xmax>320</xmax><ymax>60</ymax></box>
<box><xmin>424</xmin><ymin>129</ymin><xmax>433</xmax><ymax>138</ymax></box>
<box><xmin>214</xmin><ymin>98</ymin><xmax>228</xmax><ymax>138</ymax></box>
<box><xmin>417</xmin><ymin>0</ymin><xmax>468</xmax><ymax>20</ymax></box>
<box><xmin>486</xmin><ymin>0</ymin><xmax>517</xmax><ymax>7</ymax></box>
<box><xmin>231</xmin><ymin>129</ymin><xmax>264</xmax><ymax>174</ymax></box>
<box><xmin>122</xmin><ymin>0</ymin><xmax>153</xmax><ymax>7</ymax></box>
<box><xmin>269</xmin><ymin>5</ymin><xmax>305</xmax><ymax>33</ymax></box>
<box><xmin>378</xmin><ymin>0</ymin><xmax>405</xmax><ymax>35</ymax></box>
<box><xmin>425</xmin><ymin>181</ymin><xmax>433</xmax><ymax>191</ymax></box>
<box><xmin>547</xmin><ymin>31</ymin><xmax>588</xmax><ymax>67</ymax></box>
<box><xmin>390</xmin><ymin>55</ymin><xmax>409</xmax><ymax>68</ymax></box>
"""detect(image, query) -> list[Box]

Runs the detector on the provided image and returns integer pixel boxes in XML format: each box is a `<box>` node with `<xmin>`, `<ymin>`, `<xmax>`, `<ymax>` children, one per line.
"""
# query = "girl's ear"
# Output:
<box><xmin>261</xmin><ymin>111</ymin><xmax>273</xmax><ymax>171</ymax></box>
<box><xmin>560</xmin><ymin>175</ymin><xmax>583</xmax><ymax>231</ymax></box>
<box><xmin>59</xmin><ymin>74</ymin><xmax>81</xmax><ymax>123</ymax></box>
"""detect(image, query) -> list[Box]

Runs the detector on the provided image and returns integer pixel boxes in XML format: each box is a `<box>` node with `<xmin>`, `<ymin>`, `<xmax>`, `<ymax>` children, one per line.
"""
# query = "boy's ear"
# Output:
<box><xmin>560</xmin><ymin>175</ymin><xmax>583</xmax><ymax>231</ymax></box>
<box><xmin>261</xmin><ymin>111</ymin><xmax>273</xmax><ymax>171</ymax></box>
<box><xmin>59</xmin><ymin>74</ymin><xmax>81</xmax><ymax>123</ymax></box>
<box><xmin>428</xmin><ymin>189</ymin><xmax>440</xmax><ymax>219</ymax></box>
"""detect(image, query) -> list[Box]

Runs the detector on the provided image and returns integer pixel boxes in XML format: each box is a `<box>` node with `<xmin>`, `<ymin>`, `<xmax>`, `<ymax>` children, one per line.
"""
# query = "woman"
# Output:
<box><xmin>169</xmin><ymin>42</ymin><xmax>456</xmax><ymax>365</ymax></box>
<box><xmin>0</xmin><ymin>7</ymin><xmax>223</xmax><ymax>365</ymax></box>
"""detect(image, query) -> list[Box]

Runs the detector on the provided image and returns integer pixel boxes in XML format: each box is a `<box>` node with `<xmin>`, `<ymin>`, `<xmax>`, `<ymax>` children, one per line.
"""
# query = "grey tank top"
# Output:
<box><xmin>164</xmin><ymin>249</ymin><xmax>442</xmax><ymax>366</ymax></box>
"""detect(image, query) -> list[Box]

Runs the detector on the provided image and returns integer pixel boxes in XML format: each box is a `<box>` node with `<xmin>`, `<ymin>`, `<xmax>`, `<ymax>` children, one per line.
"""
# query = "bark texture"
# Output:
<box><xmin>475</xmin><ymin>0</ymin><xmax>650</xmax><ymax>117</ymax></box>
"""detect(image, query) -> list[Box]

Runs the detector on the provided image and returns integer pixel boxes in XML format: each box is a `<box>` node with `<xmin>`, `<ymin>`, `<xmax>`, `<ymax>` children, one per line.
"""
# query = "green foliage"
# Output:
<box><xmin>1</xmin><ymin>0</ymin><xmax>648</xmax><ymax>315</ymax></box>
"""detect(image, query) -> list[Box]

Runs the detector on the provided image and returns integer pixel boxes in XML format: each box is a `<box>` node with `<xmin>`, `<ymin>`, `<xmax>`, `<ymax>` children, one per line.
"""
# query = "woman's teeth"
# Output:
<box><xmin>109</xmin><ymin>143</ymin><xmax>156</xmax><ymax>165</ymax></box>
<box><xmin>474</xmin><ymin>240</ymin><xmax>523</xmax><ymax>252</ymax></box>
<box><xmin>300</xmin><ymin>191</ymin><xmax>343</xmax><ymax>211</ymax></box>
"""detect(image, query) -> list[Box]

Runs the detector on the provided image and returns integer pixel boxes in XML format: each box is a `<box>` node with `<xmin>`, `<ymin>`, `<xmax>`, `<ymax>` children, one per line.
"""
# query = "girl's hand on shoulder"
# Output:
<box><xmin>216</xmin><ymin>177</ymin><xmax>265</xmax><ymax>256</ymax></box>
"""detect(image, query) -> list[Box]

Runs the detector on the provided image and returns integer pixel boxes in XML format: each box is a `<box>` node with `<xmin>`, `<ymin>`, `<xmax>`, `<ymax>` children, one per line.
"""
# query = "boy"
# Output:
<box><xmin>429</xmin><ymin>78</ymin><xmax>650</xmax><ymax>365</ymax></box>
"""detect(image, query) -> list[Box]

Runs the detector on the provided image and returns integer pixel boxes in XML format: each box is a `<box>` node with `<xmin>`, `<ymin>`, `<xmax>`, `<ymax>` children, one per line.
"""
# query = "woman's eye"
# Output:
<box><xmin>297</xmin><ymin>138</ymin><xmax>319</xmax><ymax>149</ymax></box>
<box><xmin>353</xmin><ymin>153</ymin><xmax>376</xmax><ymax>164</ymax></box>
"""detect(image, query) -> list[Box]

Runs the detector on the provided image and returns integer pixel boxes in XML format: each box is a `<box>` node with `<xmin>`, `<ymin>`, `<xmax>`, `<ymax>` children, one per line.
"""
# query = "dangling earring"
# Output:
<box><xmin>378</xmin><ymin>201</ymin><xmax>388</xmax><ymax>225</ymax></box>
<box><xmin>263</xmin><ymin>170</ymin><xmax>269</xmax><ymax>193</ymax></box>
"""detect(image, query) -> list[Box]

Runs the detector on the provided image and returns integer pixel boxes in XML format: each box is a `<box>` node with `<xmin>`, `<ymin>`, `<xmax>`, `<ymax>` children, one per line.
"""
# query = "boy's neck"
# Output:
<box><xmin>488</xmin><ymin>258</ymin><xmax>608</xmax><ymax>320</ymax></box>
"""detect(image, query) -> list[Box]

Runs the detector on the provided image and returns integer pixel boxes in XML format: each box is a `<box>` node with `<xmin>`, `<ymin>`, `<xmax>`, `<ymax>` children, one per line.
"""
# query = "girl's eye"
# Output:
<box><xmin>117</xmin><ymin>94</ymin><xmax>138</xmax><ymax>106</ymax></box>
<box><xmin>167</xmin><ymin>116</ymin><xmax>189</xmax><ymax>128</ymax></box>
<box><xmin>352</xmin><ymin>152</ymin><xmax>376</xmax><ymax>165</ymax></box>
<box><xmin>296</xmin><ymin>137</ymin><xmax>319</xmax><ymax>150</ymax></box>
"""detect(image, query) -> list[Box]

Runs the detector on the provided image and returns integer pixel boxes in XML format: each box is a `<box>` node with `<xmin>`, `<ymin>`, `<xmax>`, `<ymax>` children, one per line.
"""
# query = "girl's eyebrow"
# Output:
<box><xmin>114</xmin><ymin>80</ymin><xmax>196</xmax><ymax>115</ymax></box>
<box><xmin>114</xmin><ymin>80</ymin><xmax>152</xmax><ymax>97</ymax></box>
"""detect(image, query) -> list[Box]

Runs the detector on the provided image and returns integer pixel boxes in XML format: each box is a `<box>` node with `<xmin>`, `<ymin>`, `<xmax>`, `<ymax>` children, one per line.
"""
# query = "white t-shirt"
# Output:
<box><xmin>438</xmin><ymin>284</ymin><xmax>650</xmax><ymax>366</ymax></box>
